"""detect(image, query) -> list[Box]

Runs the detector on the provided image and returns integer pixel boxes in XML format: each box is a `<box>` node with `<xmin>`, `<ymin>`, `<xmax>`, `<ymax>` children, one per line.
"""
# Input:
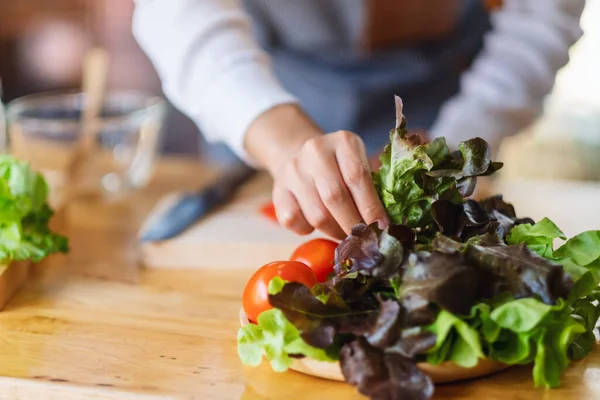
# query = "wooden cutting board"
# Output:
<box><xmin>0</xmin><ymin>261</ymin><xmax>31</xmax><ymax>311</ymax></box>
<box><xmin>139</xmin><ymin>173</ymin><xmax>323</xmax><ymax>269</ymax></box>
<box><xmin>139</xmin><ymin>175</ymin><xmax>600</xmax><ymax>269</ymax></box>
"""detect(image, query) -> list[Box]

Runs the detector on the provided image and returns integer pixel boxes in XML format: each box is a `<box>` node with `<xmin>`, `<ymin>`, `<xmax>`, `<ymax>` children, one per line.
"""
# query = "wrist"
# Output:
<box><xmin>244</xmin><ymin>104</ymin><xmax>323</xmax><ymax>175</ymax></box>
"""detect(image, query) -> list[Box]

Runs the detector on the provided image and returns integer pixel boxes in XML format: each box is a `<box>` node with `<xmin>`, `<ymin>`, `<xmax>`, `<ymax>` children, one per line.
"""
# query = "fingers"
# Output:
<box><xmin>272</xmin><ymin>186</ymin><xmax>313</xmax><ymax>235</ymax></box>
<box><xmin>289</xmin><ymin>161</ymin><xmax>347</xmax><ymax>240</ymax></box>
<box><xmin>270</xmin><ymin>130</ymin><xmax>389</xmax><ymax>240</ymax></box>
<box><xmin>276</xmin><ymin>158</ymin><xmax>346</xmax><ymax>239</ymax></box>
<box><xmin>305</xmin><ymin>139</ymin><xmax>363</xmax><ymax>235</ymax></box>
<box><xmin>335</xmin><ymin>131</ymin><xmax>389</xmax><ymax>228</ymax></box>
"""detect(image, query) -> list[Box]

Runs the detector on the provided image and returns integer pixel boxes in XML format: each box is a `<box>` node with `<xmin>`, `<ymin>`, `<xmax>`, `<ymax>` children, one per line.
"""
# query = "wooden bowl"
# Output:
<box><xmin>0</xmin><ymin>261</ymin><xmax>32</xmax><ymax>312</ymax></box>
<box><xmin>239</xmin><ymin>308</ymin><xmax>510</xmax><ymax>383</ymax></box>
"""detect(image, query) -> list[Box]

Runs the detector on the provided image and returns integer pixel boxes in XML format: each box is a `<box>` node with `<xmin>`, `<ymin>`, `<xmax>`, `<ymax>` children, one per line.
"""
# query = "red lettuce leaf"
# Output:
<box><xmin>365</xmin><ymin>300</ymin><xmax>437</xmax><ymax>358</ymax></box>
<box><xmin>400</xmin><ymin>251</ymin><xmax>486</xmax><ymax>317</ymax></box>
<box><xmin>340</xmin><ymin>337</ymin><xmax>434</xmax><ymax>400</ymax></box>
<box><xmin>479</xmin><ymin>195</ymin><xmax>535</xmax><ymax>239</ymax></box>
<box><xmin>365</xmin><ymin>299</ymin><xmax>404</xmax><ymax>349</ymax></box>
<box><xmin>433</xmin><ymin>234</ymin><xmax>573</xmax><ymax>305</ymax></box>
<box><xmin>431</xmin><ymin>199</ymin><xmax>492</xmax><ymax>241</ymax></box>
<box><xmin>268</xmin><ymin>282</ymin><xmax>379</xmax><ymax>349</ymax></box>
<box><xmin>430</xmin><ymin>196</ymin><xmax>535</xmax><ymax>243</ymax></box>
<box><xmin>426</xmin><ymin>138</ymin><xmax>503</xmax><ymax>180</ymax></box>
<box><xmin>334</xmin><ymin>223</ymin><xmax>414</xmax><ymax>279</ymax></box>
<box><xmin>387</xmin><ymin>328</ymin><xmax>437</xmax><ymax>359</ymax></box>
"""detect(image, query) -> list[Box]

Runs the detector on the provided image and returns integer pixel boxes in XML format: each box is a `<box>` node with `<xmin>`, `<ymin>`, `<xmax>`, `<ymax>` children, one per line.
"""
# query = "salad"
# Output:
<box><xmin>237</xmin><ymin>97</ymin><xmax>600</xmax><ymax>400</ymax></box>
<box><xmin>0</xmin><ymin>156</ymin><xmax>69</xmax><ymax>265</ymax></box>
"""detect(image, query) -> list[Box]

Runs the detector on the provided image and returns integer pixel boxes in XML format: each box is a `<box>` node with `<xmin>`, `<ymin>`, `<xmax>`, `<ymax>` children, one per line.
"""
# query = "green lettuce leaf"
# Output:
<box><xmin>568</xmin><ymin>289</ymin><xmax>600</xmax><ymax>361</ymax></box>
<box><xmin>506</xmin><ymin>220</ymin><xmax>600</xmax><ymax>370</ymax></box>
<box><xmin>488</xmin><ymin>296</ymin><xmax>592</xmax><ymax>387</ymax></box>
<box><xmin>237</xmin><ymin>308</ymin><xmax>337</xmax><ymax>372</ymax></box>
<box><xmin>423</xmin><ymin>291</ymin><xmax>591</xmax><ymax>388</ymax></box>
<box><xmin>490</xmin><ymin>298</ymin><xmax>555</xmax><ymax>333</ymax></box>
<box><xmin>483</xmin><ymin>222</ymin><xmax>600</xmax><ymax>384</ymax></box>
<box><xmin>554</xmin><ymin>231</ymin><xmax>600</xmax><ymax>277</ymax></box>
<box><xmin>267</xmin><ymin>276</ymin><xmax>288</xmax><ymax>295</ymax></box>
<box><xmin>373</xmin><ymin>128</ymin><xmax>439</xmax><ymax>228</ymax></box>
<box><xmin>425</xmin><ymin>330</ymin><xmax>454</xmax><ymax>365</ymax></box>
<box><xmin>507</xmin><ymin>219</ymin><xmax>600</xmax><ymax>282</ymax></box>
<box><xmin>489</xmin><ymin>330</ymin><xmax>534</xmax><ymax>365</ymax></box>
<box><xmin>426</xmin><ymin>309</ymin><xmax>484</xmax><ymax>368</ymax></box>
<box><xmin>484</xmin><ymin>297</ymin><xmax>585</xmax><ymax>389</ymax></box>
<box><xmin>506</xmin><ymin>218</ymin><xmax>566</xmax><ymax>258</ymax></box>
<box><xmin>0</xmin><ymin>155</ymin><xmax>48</xmax><ymax>212</ymax></box>
<box><xmin>372</xmin><ymin>97</ymin><xmax>503</xmax><ymax>230</ymax></box>
<box><xmin>0</xmin><ymin>156</ymin><xmax>68</xmax><ymax>264</ymax></box>
<box><xmin>530</xmin><ymin>303</ymin><xmax>586</xmax><ymax>388</ymax></box>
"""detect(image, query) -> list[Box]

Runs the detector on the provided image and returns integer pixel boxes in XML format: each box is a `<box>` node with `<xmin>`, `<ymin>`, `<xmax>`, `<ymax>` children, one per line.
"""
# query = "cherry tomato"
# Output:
<box><xmin>290</xmin><ymin>239</ymin><xmax>339</xmax><ymax>283</ymax></box>
<box><xmin>242</xmin><ymin>261</ymin><xmax>317</xmax><ymax>323</ymax></box>
<box><xmin>259</xmin><ymin>202</ymin><xmax>278</xmax><ymax>224</ymax></box>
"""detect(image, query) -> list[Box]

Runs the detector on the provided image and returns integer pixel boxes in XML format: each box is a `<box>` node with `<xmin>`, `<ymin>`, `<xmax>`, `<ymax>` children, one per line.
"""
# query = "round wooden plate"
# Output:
<box><xmin>239</xmin><ymin>308</ymin><xmax>510</xmax><ymax>383</ymax></box>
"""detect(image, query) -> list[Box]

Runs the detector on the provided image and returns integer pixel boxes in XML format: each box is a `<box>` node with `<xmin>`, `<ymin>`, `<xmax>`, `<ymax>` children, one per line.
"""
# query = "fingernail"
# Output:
<box><xmin>377</xmin><ymin>218</ymin><xmax>389</xmax><ymax>230</ymax></box>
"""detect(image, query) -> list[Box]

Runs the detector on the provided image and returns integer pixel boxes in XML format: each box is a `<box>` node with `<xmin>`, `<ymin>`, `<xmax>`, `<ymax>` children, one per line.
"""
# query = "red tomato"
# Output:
<box><xmin>290</xmin><ymin>239</ymin><xmax>339</xmax><ymax>283</ymax></box>
<box><xmin>242</xmin><ymin>261</ymin><xmax>317</xmax><ymax>323</ymax></box>
<box><xmin>259</xmin><ymin>202</ymin><xmax>278</xmax><ymax>224</ymax></box>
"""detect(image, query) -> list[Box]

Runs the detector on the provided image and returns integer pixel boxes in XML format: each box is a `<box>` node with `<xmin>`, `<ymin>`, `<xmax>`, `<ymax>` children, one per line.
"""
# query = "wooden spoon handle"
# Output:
<box><xmin>79</xmin><ymin>48</ymin><xmax>109</xmax><ymax>153</ymax></box>
<box><xmin>67</xmin><ymin>48</ymin><xmax>110</xmax><ymax>196</ymax></box>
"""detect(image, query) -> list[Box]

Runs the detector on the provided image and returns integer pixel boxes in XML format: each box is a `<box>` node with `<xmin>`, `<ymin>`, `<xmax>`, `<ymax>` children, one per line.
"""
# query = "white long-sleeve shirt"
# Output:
<box><xmin>132</xmin><ymin>0</ymin><xmax>585</xmax><ymax>162</ymax></box>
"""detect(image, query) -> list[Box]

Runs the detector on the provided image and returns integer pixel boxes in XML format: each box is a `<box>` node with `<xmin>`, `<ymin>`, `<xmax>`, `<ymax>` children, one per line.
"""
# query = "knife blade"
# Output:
<box><xmin>139</xmin><ymin>162</ymin><xmax>257</xmax><ymax>243</ymax></box>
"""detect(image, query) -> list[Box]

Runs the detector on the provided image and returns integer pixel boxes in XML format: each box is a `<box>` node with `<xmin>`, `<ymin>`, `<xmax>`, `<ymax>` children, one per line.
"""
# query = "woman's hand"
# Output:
<box><xmin>245</xmin><ymin>105</ymin><xmax>388</xmax><ymax>239</ymax></box>
<box><xmin>271</xmin><ymin>130</ymin><xmax>389</xmax><ymax>239</ymax></box>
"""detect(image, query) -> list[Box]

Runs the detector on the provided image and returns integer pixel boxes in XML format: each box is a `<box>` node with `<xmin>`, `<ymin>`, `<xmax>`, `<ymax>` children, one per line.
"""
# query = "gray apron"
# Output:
<box><xmin>243</xmin><ymin>0</ymin><xmax>492</xmax><ymax>155</ymax></box>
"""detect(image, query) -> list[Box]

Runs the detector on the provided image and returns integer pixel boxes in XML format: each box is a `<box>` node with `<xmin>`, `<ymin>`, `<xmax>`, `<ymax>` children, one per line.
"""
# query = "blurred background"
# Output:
<box><xmin>0</xmin><ymin>0</ymin><xmax>233</xmax><ymax>163</ymax></box>
<box><xmin>0</xmin><ymin>0</ymin><xmax>599</xmax><ymax>177</ymax></box>
<box><xmin>497</xmin><ymin>0</ymin><xmax>600</xmax><ymax>181</ymax></box>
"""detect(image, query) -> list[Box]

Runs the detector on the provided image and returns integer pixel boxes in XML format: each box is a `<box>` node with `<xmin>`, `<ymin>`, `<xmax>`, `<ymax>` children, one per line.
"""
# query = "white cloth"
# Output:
<box><xmin>132</xmin><ymin>0</ymin><xmax>586</xmax><ymax>161</ymax></box>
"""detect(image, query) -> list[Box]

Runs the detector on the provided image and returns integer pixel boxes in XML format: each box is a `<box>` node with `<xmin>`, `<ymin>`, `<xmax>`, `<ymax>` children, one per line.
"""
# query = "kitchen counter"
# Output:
<box><xmin>0</xmin><ymin>157</ymin><xmax>598</xmax><ymax>400</ymax></box>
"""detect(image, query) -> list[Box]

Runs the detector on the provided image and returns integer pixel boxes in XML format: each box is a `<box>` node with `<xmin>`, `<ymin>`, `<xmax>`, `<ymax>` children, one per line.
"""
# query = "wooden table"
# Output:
<box><xmin>0</xmin><ymin>157</ymin><xmax>599</xmax><ymax>400</ymax></box>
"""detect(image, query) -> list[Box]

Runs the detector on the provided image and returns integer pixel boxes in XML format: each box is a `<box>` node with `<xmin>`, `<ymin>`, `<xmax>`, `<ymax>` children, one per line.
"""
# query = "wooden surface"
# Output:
<box><xmin>139</xmin><ymin>174</ymin><xmax>322</xmax><ymax>269</ymax></box>
<box><xmin>140</xmin><ymin>175</ymin><xmax>600</xmax><ymax>269</ymax></box>
<box><xmin>0</xmin><ymin>156</ymin><xmax>599</xmax><ymax>400</ymax></box>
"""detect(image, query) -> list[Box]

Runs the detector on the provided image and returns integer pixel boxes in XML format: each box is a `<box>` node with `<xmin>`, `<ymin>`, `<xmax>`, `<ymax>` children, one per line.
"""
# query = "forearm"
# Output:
<box><xmin>244</xmin><ymin>104</ymin><xmax>323</xmax><ymax>174</ymax></box>
<box><xmin>132</xmin><ymin>0</ymin><xmax>299</xmax><ymax>164</ymax></box>
<box><xmin>429</xmin><ymin>0</ymin><xmax>586</xmax><ymax>150</ymax></box>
